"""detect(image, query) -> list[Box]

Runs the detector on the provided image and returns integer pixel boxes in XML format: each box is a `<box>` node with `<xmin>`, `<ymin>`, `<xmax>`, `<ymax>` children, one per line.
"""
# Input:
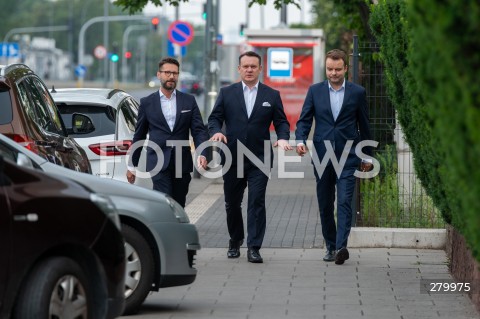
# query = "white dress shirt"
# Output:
<box><xmin>242</xmin><ymin>81</ymin><xmax>259</xmax><ymax>118</ymax></box>
<box><xmin>328</xmin><ymin>79</ymin><xmax>345</xmax><ymax>122</ymax></box>
<box><xmin>160</xmin><ymin>89</ymin><xmax>177</xmax><ymax>131</ymax></box>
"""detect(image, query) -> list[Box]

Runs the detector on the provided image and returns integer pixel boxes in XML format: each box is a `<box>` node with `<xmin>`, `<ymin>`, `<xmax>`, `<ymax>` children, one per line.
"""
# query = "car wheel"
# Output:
<box><xmin>13</xmin><ymin>257</ymin><xmax>95</xmax><ymax>318</ymax></box>
<box><xmin>122</xmin><ymin>224</ymin><xmax>155</xmax><ymax>315</ymax></box>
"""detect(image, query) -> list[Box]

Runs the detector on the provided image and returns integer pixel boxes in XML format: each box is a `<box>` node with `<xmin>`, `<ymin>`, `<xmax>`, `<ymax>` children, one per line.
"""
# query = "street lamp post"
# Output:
<box><xmin>121</xmin><ymin>25</ymin><xmax>150</xmax><ymax>83</ymax></box>
<box><xmin>77</xmin><ymin>15</ymin><xmax>149</xmax><ymax>87</ymax></box>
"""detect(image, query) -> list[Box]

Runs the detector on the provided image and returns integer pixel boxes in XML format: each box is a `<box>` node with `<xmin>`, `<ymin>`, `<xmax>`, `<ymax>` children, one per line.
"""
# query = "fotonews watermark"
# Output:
<box><xmin>98</xmin><ymin>139</ymin><xmax>380</xmax><ymax>180</ymax></box>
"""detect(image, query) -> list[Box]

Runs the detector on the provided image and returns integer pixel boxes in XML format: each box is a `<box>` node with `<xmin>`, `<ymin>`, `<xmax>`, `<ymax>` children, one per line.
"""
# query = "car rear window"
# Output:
<box><xmin>57</xmin><ymin>104</ymin><xmax>116</xmax><ymax>138</ymax></box>
<box><xmin>0</xmin><ymin>88</ymin><xmax>13</xmax><ymax>125</ymax></box>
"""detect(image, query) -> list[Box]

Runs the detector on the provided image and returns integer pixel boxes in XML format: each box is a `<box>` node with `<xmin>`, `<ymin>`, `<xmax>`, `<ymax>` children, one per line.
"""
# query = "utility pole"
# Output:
<box><xmin>103</xmin><ymin>0</ymin><xmax>109</xmax><ymax>87</ymax></box>
<box><xmin>203</xmin><ymin>0</ymin><xmax>220</xmax><ymax>119</ymax></box>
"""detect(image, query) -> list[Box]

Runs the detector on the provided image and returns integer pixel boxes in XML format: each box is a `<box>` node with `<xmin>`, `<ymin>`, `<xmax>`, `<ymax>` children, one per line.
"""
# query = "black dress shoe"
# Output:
<box><xmin>227</xmin><ymin>239</ymin><xmax>243</xmax><ymax>258</ymax></box>
<box><xmin>335</xmin><ymin>247</ymin><xmax>349</xmax><ymax>265</ymax></box>
<box><xmin>323</xmin><ymin>250</ymin><xmax>336</xmax><ymax>262</ymax></box>
<box><xmin>247</xmin><ymin>248</ymin><xmax>263</xmax><ymax>263</ymax></box>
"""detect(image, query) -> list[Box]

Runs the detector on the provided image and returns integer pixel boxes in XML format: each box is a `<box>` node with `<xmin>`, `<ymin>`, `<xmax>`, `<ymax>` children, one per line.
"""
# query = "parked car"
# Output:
<box><xmin>0</xmin><ymin>63</ymin><xmax>91</xmax><ymax>173</ymax></box>
<box><xmin>50</xmin><ymin>88</ymin><xmax>151</xmax><ymax>188</ymax></box>
<box><xmin>0</xmin><ymin>152</ymin><xmax>125</xmax><ymax>318</ymax></box>
<box><xmin>0</xmin><ymin>133</ymin><xmax>201</xmax><ymax>315</ymax></box>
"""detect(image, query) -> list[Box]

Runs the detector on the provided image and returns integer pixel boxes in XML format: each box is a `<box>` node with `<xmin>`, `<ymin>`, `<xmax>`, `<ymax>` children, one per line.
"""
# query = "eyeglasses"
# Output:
<box><xmin>159</xmin><ymin>70</ymin><xmax>180</xmax><ymax>77</ymax></box>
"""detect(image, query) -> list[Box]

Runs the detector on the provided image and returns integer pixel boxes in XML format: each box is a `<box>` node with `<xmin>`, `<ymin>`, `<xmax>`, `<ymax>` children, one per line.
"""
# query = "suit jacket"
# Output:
<box><xmin>131</xmin><ymin>90</ymin><xmax>208</xmax><ymax>174</ymax></box>
<box><xmin>295</xmin><ymin>80</ymin><xmax>372</xmax><ymax>168</ymax></box>
<box><xmin>208</xmin><ymin>82</ymin><xmax>290</xmax><ymax>168</ymax></box>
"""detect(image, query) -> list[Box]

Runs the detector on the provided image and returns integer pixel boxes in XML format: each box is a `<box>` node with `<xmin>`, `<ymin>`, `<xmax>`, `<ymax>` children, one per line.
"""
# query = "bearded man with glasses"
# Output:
<box><xmin>127</xmin><ymin>57</ymin><xmax>208</xmax><ymax>208</ymax></box>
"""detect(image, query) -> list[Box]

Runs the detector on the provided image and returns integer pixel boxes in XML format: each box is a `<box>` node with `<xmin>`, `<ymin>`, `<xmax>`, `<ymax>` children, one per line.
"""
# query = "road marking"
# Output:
<box><xmin>185</xmin><ymin>183</ymin><xmax>223</xmax><ymax>224</ymax></box>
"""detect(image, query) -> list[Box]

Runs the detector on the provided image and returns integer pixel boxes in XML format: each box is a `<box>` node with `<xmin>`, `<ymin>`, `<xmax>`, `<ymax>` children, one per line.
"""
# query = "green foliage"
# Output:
<box><xmin>114</xmin><ymin>0</ymin><xmax>300</xmax><ymax>14</ymax></box>
<box><xmin>310</xmin><ymin>0</ymin><xmax>374</xmax><ymax>51</ymax></box>
<box><xmin>370</xmin><ymin>0</ymin><xmax>480</xmax><ymax>261</ymax></box>
<box><xmin>360</xmin><ymin>145</ymin><xmax>443</xmax><ymax>228</ymax></box>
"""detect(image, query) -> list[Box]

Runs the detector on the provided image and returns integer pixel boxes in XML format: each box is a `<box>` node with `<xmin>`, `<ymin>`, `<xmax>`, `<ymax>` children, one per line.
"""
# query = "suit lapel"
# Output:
<box><xmin>337</xmin><ymin>81</ymin><xmax>352</xmax><ymax>120</ymax></box>
<box><xmin>172</xmin><ymin>90</ymin><xmax>182</xmax><ymax>131</ymax></box>
<box><xmin>234</xmin><ymin>82</ymin><xmax>249</xmax><ymax>118</ymax></box>
<box><xmin>321</xmin><ymin>82</ymin><xmax>335</xmax><ymax>122</ymax></box>
<box><xmin>153</xmin><ymin>91</ymin><xmax>171</xmax><ymax>130</ymax></box>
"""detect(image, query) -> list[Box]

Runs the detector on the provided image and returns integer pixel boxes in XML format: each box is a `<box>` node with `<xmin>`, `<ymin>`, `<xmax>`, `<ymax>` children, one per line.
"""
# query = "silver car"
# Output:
<box><xmin>0</xmin><ymin>133</ymin><xmax>200</xmax><ymax>315</ymax></box>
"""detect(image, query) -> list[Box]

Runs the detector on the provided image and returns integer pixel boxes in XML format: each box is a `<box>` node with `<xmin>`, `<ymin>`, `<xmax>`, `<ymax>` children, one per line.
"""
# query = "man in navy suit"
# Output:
<box><xmin>295</xmin><ymin>49</ymin><xmax>373</xmax><ymax>265</ymax></box>
<box><xmin>208</xmin><ymin>51</ymin><xmax>292</xmax><ymax>263</ymax></box>
<box><xmin>127</xmin><ymin>57</ymin><xmax>208</xmax><ymax>208</ymax></box>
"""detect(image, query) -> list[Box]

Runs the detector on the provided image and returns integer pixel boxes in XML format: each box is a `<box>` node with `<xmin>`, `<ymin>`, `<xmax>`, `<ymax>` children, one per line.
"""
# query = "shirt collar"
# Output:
<box><xmin>328</xmin><ymin>79</ymin><xmax>346</xmax><ymax>92</ymax></box>
<box><xmin>242</xmin><ymin>81</ymin><xmax>259</xmax><ymax>91</ymax></box>
<box><xmin>159</xmin><ymin>89</ymin><xmax>176</xmax><ymax>98</ymax></box>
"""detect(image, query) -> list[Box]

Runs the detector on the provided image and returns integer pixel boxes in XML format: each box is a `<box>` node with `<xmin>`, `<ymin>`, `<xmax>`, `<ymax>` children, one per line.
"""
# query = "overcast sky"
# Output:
<box><xmin>143</xmin><ymin>0</ymin><xmax>313</xmax><ymax>44</ymax></box>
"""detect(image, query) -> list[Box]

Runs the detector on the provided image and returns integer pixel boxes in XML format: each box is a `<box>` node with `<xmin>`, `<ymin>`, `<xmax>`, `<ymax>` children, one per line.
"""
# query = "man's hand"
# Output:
<box><xmin>273</xmin><ymin>139</ymin><xmax>293</xmax><ymax>151</ymax></box>
<box><xmin>360</xmin><ymin>161</ymin><xmax>373</xmax><ymax>172</ymax></box>
<box><xmin>210</xmin><ymin>132</ymin><xmax>227</xmax><ymax>143</ymax></box>
<box><xmin>197</xmin><ymin>155</ymin><xmax>208</xmax><ymax>170</ymax></box>
<box><xmin>296</xmin><ymin>144</ymin><xmax>307</xmax><ymax>156</ymax></box>
<box><xmin>126</xmin><ymin>170</ymin><xmax>136</xmax><ymax>184</ymax></box>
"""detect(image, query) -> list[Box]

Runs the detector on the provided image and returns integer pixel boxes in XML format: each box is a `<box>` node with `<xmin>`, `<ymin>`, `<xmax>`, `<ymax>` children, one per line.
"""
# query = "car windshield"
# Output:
<box><xmin>57</xmin><ymin>104</ymin><xmax>116</xmax><ymax>138</ymax></box>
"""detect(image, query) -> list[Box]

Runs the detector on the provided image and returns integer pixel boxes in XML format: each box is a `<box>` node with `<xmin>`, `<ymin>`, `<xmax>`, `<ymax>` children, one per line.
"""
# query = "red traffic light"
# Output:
<box><xmin>151</xmin><ymin>17</ymin><xmax>159</xmax><ymax>26</ymax></box>
<box><xmin>124</xmin><ymin>51</ymin><xmax>132</xmax><ymax>59</ymax></box>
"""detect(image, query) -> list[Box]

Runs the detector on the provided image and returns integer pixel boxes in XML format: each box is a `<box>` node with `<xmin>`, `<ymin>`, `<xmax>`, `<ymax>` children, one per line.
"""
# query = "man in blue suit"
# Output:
<box><xmin>208</xmin><ymin>51</ymin><xmax>292</xmax><ymax>263</ymax></box>
<box><xmin>127</xmin><ymin>57</ymin><xmax>208</xmax><ymax>208</ymax></box>
<box><xmin>295</xmin><ymin>49</ymin><xmax>373</xmax><ymax>265</ymax></box>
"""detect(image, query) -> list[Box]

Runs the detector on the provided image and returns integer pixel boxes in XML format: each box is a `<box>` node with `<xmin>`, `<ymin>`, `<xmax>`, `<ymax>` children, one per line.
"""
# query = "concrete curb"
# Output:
<box><xmin>349</xmin><ymin>227</ymin><xmax>446</xmax><ymax>249</ymax></box>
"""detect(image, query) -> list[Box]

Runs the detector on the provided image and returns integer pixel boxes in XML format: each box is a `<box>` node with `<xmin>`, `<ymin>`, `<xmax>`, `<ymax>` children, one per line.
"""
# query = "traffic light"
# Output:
<box><xmin>124</xmin><ymin>51</ymin><xmax>132</xmax><ymax>59</ymax></box>
<box><xmin>202</xmin><ymin>2</ymin><xmax>207</xmax><ymax>20</ymax></box>
<box><xmin>239</xmin><ymin>23</ymin><xmax>246</xmax><ymax>36</ymax></box>
<box><xmin>151</xmin><ymin>17</ymin><xmax>159</xmax><ymax>31</ymax></box>
<box><xmin>110</xmin><ymin>53</ymin><xmax>119</xmax><ymax>62</ymax></box>
<box><xmin>110</xmin><ymin>42</ymin><xmax>119</xmax><ymax>62</ymax></box>
<box><xmin>110</xmin><ymin>42</ymin><xmax>120</xmax><ymax>62</ymax></box>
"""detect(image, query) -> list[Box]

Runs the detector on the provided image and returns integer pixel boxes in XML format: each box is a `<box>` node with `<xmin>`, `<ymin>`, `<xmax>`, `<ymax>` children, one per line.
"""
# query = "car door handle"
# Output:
<box><xmin>14</xmin><ymin>213</ymin><xmax>39</xmax><ymax>222</ymax></box>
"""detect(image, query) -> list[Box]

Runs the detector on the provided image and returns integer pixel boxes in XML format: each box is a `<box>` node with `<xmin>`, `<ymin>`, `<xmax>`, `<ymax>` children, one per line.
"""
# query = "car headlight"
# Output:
<box><xmin>165</xmin><ymin>195</ymin><xmax>190</xmax><ymax>223</ymax></box>
<box><xmin>90</xmin><ymin>193</ymin><xmax>121</xmax><ymax>230</ymax></box>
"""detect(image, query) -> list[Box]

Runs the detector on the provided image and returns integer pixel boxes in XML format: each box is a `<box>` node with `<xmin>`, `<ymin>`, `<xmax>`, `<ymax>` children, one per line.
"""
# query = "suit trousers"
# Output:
<box><xmin>314</xmin><ymin>164</ymin><xmax>356</xmax><ymax>251</ymax></box>
<box><xmin>223</xmin><ymin>162</ymin><xmax>269</xmax><ymax>249</ymax></box>
<box><xmin>152</xmin><ymin>152</ymin><xmax>191</xmax><ymax>208</ymax></box>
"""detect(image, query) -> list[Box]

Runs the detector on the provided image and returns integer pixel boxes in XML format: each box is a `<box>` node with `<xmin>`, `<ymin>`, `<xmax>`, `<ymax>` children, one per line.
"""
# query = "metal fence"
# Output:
<box><xmin>351</xmin><ymin>37</ymin><xmax>444</xmax><ymax>228</ymax></box>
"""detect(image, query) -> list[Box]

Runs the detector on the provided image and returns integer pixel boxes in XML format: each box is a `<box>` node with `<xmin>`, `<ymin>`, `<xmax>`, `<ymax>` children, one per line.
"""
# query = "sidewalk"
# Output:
<box><xmin>128</xmin><ymin>248</ymin><xmax>479</xmax><ymax>319</ymax></box>
<box><xmin>122</xmin><ymin>151</ymin><xmax>480</xmax><ymax>318</ymax></box>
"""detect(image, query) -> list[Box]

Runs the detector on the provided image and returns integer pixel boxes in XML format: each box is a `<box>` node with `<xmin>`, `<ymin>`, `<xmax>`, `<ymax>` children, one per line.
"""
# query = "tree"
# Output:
<box><xmin>114</xmin><ymin>0</ymin><xmax>300</xmax><ymax>14</ymax></box>
<box><xmin>310</xmin><ymin>0</ymin><xmax>375</xmax><ymax>52</ymax></box>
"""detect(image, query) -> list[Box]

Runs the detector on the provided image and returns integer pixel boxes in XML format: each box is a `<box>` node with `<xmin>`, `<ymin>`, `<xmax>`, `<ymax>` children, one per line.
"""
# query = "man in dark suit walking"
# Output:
<box><xmin>127</xmin><ymin>57</ymin><xmax>208</xmax><ymax>208</ymax></box>
<box><xmin>208</xmin><ymin>51</ymin><xmax>292</xmax><ymax>263</ymax></box>
<box><xmin>295</xmin><ymin>49</ymin><xmax>373</xmax><ymax>265</ymax></box>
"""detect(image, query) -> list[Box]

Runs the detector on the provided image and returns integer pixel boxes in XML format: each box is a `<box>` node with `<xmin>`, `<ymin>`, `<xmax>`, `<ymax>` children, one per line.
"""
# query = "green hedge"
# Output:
<box><xmin>370</xmin><ymin>0</ymin><xmax>480</xmax><ymax>260</ymax></box>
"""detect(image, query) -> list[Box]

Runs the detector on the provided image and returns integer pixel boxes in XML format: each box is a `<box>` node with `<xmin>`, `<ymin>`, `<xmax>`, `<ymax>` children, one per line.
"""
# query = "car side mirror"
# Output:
<box><xmin>72</xmin><ymin>113</ymin><xmax>95</xmax><ymax>134</ymax></box>
<box><xmin>16</xmin><ymin>153</ymin><xmax>34</xmax><ymax>168</ymax></box>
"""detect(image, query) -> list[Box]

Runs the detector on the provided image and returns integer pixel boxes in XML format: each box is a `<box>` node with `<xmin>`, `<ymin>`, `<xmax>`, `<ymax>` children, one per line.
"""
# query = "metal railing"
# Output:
<box><xmin>351</xmin><ymin>36</ymin><xmax>444</xmax><ymax>228</ymax></box>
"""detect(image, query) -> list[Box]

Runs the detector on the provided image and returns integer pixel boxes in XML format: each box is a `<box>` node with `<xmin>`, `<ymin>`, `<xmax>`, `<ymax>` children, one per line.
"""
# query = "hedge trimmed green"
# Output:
<box><xmin>370</xmin><ymin>0</ymin><xmax>480</xmax><ymax>260</ymax></box>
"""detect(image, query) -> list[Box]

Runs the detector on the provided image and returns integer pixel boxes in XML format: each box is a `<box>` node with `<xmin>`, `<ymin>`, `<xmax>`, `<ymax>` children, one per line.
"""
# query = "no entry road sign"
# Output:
<box><xmin>168</xmin><ymin>21</ymin><xmax>194</xmax><ymax>46</ymax></box>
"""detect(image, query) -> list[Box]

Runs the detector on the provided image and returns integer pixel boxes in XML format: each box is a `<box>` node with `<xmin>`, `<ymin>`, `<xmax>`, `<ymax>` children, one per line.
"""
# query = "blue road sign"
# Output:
<box><xmin>267</xmin><ymin>48</ymin><xmax>293</xmax><ymax>78</ymax></box>
<box><xmin>0</xmin><ymin>42</ymin><xmax>20</xmax><ymax>57</ymax></box>
<box><xmin>167</xmin><ymin>40</ymin><xmax>186</xmax><ymax>57</ymax></box>
<box><xmin>75</xmin><ymin>65</ymin><xmax>87</xmax><ymax>77</ymax></box>
<box><xmin>168</xmin><ymin>21</ymin><xmax>194</xmax><ymax>46</ymax></box>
